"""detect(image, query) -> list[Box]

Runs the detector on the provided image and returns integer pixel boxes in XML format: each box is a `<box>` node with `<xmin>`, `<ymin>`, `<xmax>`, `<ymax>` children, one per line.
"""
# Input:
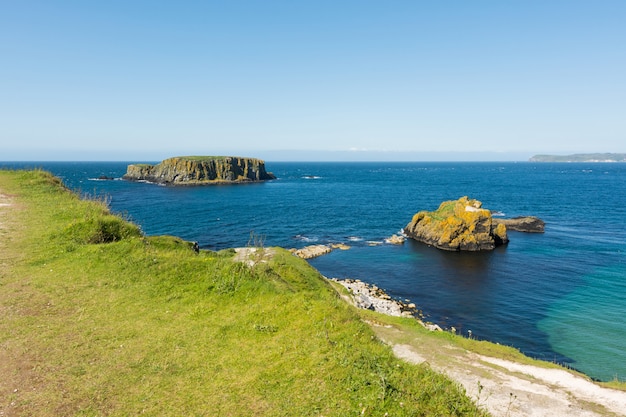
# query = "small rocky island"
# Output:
<box><xmin>123</xmin><ymin>156</ymin><xmax>276</xmax><ymax>185</ymax></box>
<box><xmin>404</xmin><ymin>197</ymin><xmax>545</xmax><ymax>251</ymax></box>
<box><xmin>404</xmin><ymin>197</ymin><xmax>508</xmax><ymax>251</ymax></box>
<box><xmin>492</xmin><ymin>216</ymin><xmax>545</xmax><ymax>233</ymax></box>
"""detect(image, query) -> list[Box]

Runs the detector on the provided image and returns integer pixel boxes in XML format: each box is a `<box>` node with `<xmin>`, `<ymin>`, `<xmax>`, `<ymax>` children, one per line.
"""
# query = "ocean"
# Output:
<box><xmin>2</xmin><ymin>160</ymin><xmax>625</xmax><ymax>382</ymax></box>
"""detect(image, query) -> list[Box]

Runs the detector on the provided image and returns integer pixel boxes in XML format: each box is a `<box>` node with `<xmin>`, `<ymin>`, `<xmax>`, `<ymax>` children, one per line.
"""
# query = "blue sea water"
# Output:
<box><xmin>2</xmin><ymin>161</ymin><xmax>625</xmax><ymax>382</ymax></box>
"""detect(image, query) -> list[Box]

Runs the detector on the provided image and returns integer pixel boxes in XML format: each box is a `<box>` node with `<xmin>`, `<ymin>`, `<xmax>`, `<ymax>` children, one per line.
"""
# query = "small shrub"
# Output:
<box><xmin>62</xmin><ymin>215</ymin><xmax>142</xmax><ymax>244</ymax></box>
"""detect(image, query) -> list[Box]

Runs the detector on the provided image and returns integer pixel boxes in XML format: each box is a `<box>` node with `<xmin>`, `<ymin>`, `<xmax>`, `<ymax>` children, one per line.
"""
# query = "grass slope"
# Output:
<box><xmin>0</xmin><ymin>170</ymin><xmax>487</xmax><ymax>416</ymax></box>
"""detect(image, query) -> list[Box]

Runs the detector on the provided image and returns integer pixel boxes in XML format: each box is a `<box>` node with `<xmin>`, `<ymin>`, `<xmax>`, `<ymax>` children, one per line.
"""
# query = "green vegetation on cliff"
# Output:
<box><xmin>0</xmin><ymin>169</ymin><xmax>487</xmax><ymax>416</ymax></box>
<box><xmin>529</xmin><ymin>153</ymin><xmax>626</xmax><ymax>162</ymax></box>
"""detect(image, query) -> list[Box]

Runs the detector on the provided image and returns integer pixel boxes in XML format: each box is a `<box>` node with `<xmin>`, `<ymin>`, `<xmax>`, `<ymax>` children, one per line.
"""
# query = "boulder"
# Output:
<box><xmin>385</xmin><ymin>234</ymin><xmax>406</xmax><ymax>245</ymax></box>
<box><xmin>492</xmin><ymin>216</ymin><xmax>545</xmax><ymax>233</ymax></box>
<box><xmin>122</xmin><ymin>156</ymin><xmax>275</xmax><ymax>185</ymax></box>
<box><xmin>290</xmin><ymin>244</ymin><xmax>332</xmax><ymax>259</ymax></box>
<box><xmin>404</xmin><ymin>197</ymin><xmax>509</xmax><ymax>251</ymax></box>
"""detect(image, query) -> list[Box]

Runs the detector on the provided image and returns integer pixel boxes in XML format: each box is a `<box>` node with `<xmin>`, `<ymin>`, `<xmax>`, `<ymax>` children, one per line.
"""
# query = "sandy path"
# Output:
<box><xmin>376</xmin><ymin>325</ymin><xmax>626</xmax><ymax>416</ymax></box>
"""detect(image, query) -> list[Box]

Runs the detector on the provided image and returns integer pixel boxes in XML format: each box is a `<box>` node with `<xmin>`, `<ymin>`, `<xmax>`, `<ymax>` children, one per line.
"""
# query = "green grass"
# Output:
<box><xmin>0</xmin><ymin>169</ymin><xmax>488</xmax><ymax>416</ymax></box>
<box><xmin>167</xmin><ymin>156</ymin><xmax>265</xmax><ymax>162</ymax></box>
<box><xmin>171</xmin><ymin>156</ymin><xmax>232</xmax><ymax>161</ymax></box>
<box><xmin>430</xmin><ymin>200</ymin><xmax>456</xmax><ymax>221</ymax></box>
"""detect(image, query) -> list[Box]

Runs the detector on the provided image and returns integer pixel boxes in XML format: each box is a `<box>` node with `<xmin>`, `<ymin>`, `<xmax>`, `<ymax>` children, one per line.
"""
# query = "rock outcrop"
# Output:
<box><xmin>385</xmin><ymin>234</ymin><xmax>406</xmax><ymax>245</ymax></box>
<box><xmin>123</xmin><ymin>156</ymin><xmax>276</xmax><ymax>185</ymax></box>
<box><xmin>492</xmin><ymin>216</ymin><xmax>545</xmax><ymax>233</ymax></box>
<box><xmin>404</xmin><ymin>197</ymin><xmax>509</xmax><ymax>251</ymax></box>
<box><xmin>330</xmin><ymin>278</ymin><xmax>417</xmax><ymax>318</ymax></box>
<box><xmin>290</xmin><ymin>245</ymin><xmax>333</xmax><ymax>259</ymax></box>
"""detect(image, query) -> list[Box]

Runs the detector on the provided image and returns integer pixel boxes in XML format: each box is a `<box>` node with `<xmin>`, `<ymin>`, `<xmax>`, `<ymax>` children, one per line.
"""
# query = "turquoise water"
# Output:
<box><xmin>3</xmin><ymin>161</ymin><xmax>625</xmax><ymax>381</ymax></box>
<box><xmin>539</xmin><ymin>264</ymin><xmax>626</xmax><ymax>380</ymax></box>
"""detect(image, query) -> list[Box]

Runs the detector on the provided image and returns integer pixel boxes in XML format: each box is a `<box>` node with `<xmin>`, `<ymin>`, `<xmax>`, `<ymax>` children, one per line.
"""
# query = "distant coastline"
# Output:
<box><xmin>529</xmin><ymin>153</ymin><xmax>626</xmax><ymax>162</ymax></box>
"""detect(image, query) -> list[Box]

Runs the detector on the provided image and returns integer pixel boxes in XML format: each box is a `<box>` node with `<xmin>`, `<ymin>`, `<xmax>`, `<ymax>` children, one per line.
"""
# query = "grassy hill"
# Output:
<box><xmin>0</xmin><ymin>169</ymin><xmax>487</xmax><ymax>416</ymax></box>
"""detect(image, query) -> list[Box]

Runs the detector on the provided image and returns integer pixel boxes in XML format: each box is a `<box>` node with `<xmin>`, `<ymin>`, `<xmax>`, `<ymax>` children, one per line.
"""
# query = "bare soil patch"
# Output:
<box><xmin>233</xmin><ymin>247</ymin><xmax>277</xmax><ymax>266</ymax></box>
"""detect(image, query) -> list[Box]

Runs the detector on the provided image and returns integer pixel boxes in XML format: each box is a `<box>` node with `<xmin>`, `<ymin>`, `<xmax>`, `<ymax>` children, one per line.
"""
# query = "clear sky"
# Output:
<box><xmin>2</xmin><ymin>1</ymin><xmax>625</xmax><ymax>161</ymax></box>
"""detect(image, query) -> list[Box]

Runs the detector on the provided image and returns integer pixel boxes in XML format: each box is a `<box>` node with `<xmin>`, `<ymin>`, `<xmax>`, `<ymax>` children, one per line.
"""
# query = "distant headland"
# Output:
<box><xmin>122</xmin><ymin>156</ymin><xmax>276</xmax><ymax>185</ymax></box>
<box><xmin>529</xmin><ymin>153</ymin><xmax>626</xmax><ymax>162</ymax></box>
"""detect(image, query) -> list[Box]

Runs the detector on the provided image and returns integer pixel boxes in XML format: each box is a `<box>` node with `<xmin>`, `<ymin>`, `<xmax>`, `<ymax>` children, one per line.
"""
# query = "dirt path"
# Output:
<box><xmin>0</xmin><ymin>192</ymin><xmax>12</xmax><ymax>221</ymax></box>
<box><xmin>372</xmin><ymin>323</ymin><xmax>626</xmax><ymax>417</ymax></box>
<box><xmin>0</xmin><ymin>190</ymin><xmax>25</xmax><ymax>417</ymax></box>
<box><xmin>0</xmin><ymin>191</ymin><xmax>15</xmax><ymax>260</ymax></box>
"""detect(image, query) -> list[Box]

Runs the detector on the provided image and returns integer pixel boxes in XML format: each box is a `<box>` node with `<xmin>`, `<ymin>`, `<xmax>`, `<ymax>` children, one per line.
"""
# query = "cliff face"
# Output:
<box><xmin>123</xmin><ymin>156</ymin><xmax>276</xmax><ymax>185</ymax></box>
<box><xmin>404</xmin><ymin>197</ymin><xmax>509</xmax><ymax>251</ymax></box>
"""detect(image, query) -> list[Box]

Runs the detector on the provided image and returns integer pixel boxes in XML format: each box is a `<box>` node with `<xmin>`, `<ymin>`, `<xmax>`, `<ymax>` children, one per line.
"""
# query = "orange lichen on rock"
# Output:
<box><xmin>404</xmin><ymin>196</ymin><xmax>509</xmax><ymax>251</ymax></box>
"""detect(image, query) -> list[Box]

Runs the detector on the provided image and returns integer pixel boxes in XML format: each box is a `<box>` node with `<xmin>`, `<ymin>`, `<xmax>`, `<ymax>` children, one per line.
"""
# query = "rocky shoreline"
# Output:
<box><xmin>287</xmin><ymin>238</ymin><xmax>448</xmax><ymax>330</ymax></box>
<box><xmin>329</xmin><ymin>278</ymin><xmax>443</xmax><ymax>331</ymax></box>
<box><xmin>234</xmin><ymin>244</ymin><xmax>441</xmax><ymax>328</ymax></box>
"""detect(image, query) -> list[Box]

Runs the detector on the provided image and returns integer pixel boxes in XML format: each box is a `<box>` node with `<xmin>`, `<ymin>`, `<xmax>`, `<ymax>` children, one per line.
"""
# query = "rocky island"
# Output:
<box><xmin>492</xmin><ymin>216</ymin><xmax>545</xmax><ymax>233</ymax></box>
<box><xmin>122</xmin><ymin>156</ymin><xmax>276</xmax><ymax>185</ymax></box>
<box><xmin>404</xmin><ymin>197</ymin><xmax>545</xmax><ymax>251</ymax></box>
<box><xmin>404</xmin><ymin>197</ymin><xmax>509</xmax><ymax>251</ymax></box>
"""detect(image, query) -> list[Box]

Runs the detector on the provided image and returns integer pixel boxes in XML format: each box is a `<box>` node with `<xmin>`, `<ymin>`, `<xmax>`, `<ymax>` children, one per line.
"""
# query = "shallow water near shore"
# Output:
<box><xmin>3</xmin><ymin>160</ymin><xmax>625</xmax><ymax>381</ymax></box>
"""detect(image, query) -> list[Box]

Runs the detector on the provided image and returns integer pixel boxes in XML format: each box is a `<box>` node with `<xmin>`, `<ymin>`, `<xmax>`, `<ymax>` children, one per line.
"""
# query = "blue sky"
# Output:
<box><xmin>2</xmin><ymin>1</ymin><xmax>625</xmax><ymax>161</ymax></box>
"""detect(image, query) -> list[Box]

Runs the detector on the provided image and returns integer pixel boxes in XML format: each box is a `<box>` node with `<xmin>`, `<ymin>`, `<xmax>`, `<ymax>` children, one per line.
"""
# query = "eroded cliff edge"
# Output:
<box><xmin>123</xmin><ymin>156</ymin><xmax>276</xmax><ymax>185</ymax></box>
